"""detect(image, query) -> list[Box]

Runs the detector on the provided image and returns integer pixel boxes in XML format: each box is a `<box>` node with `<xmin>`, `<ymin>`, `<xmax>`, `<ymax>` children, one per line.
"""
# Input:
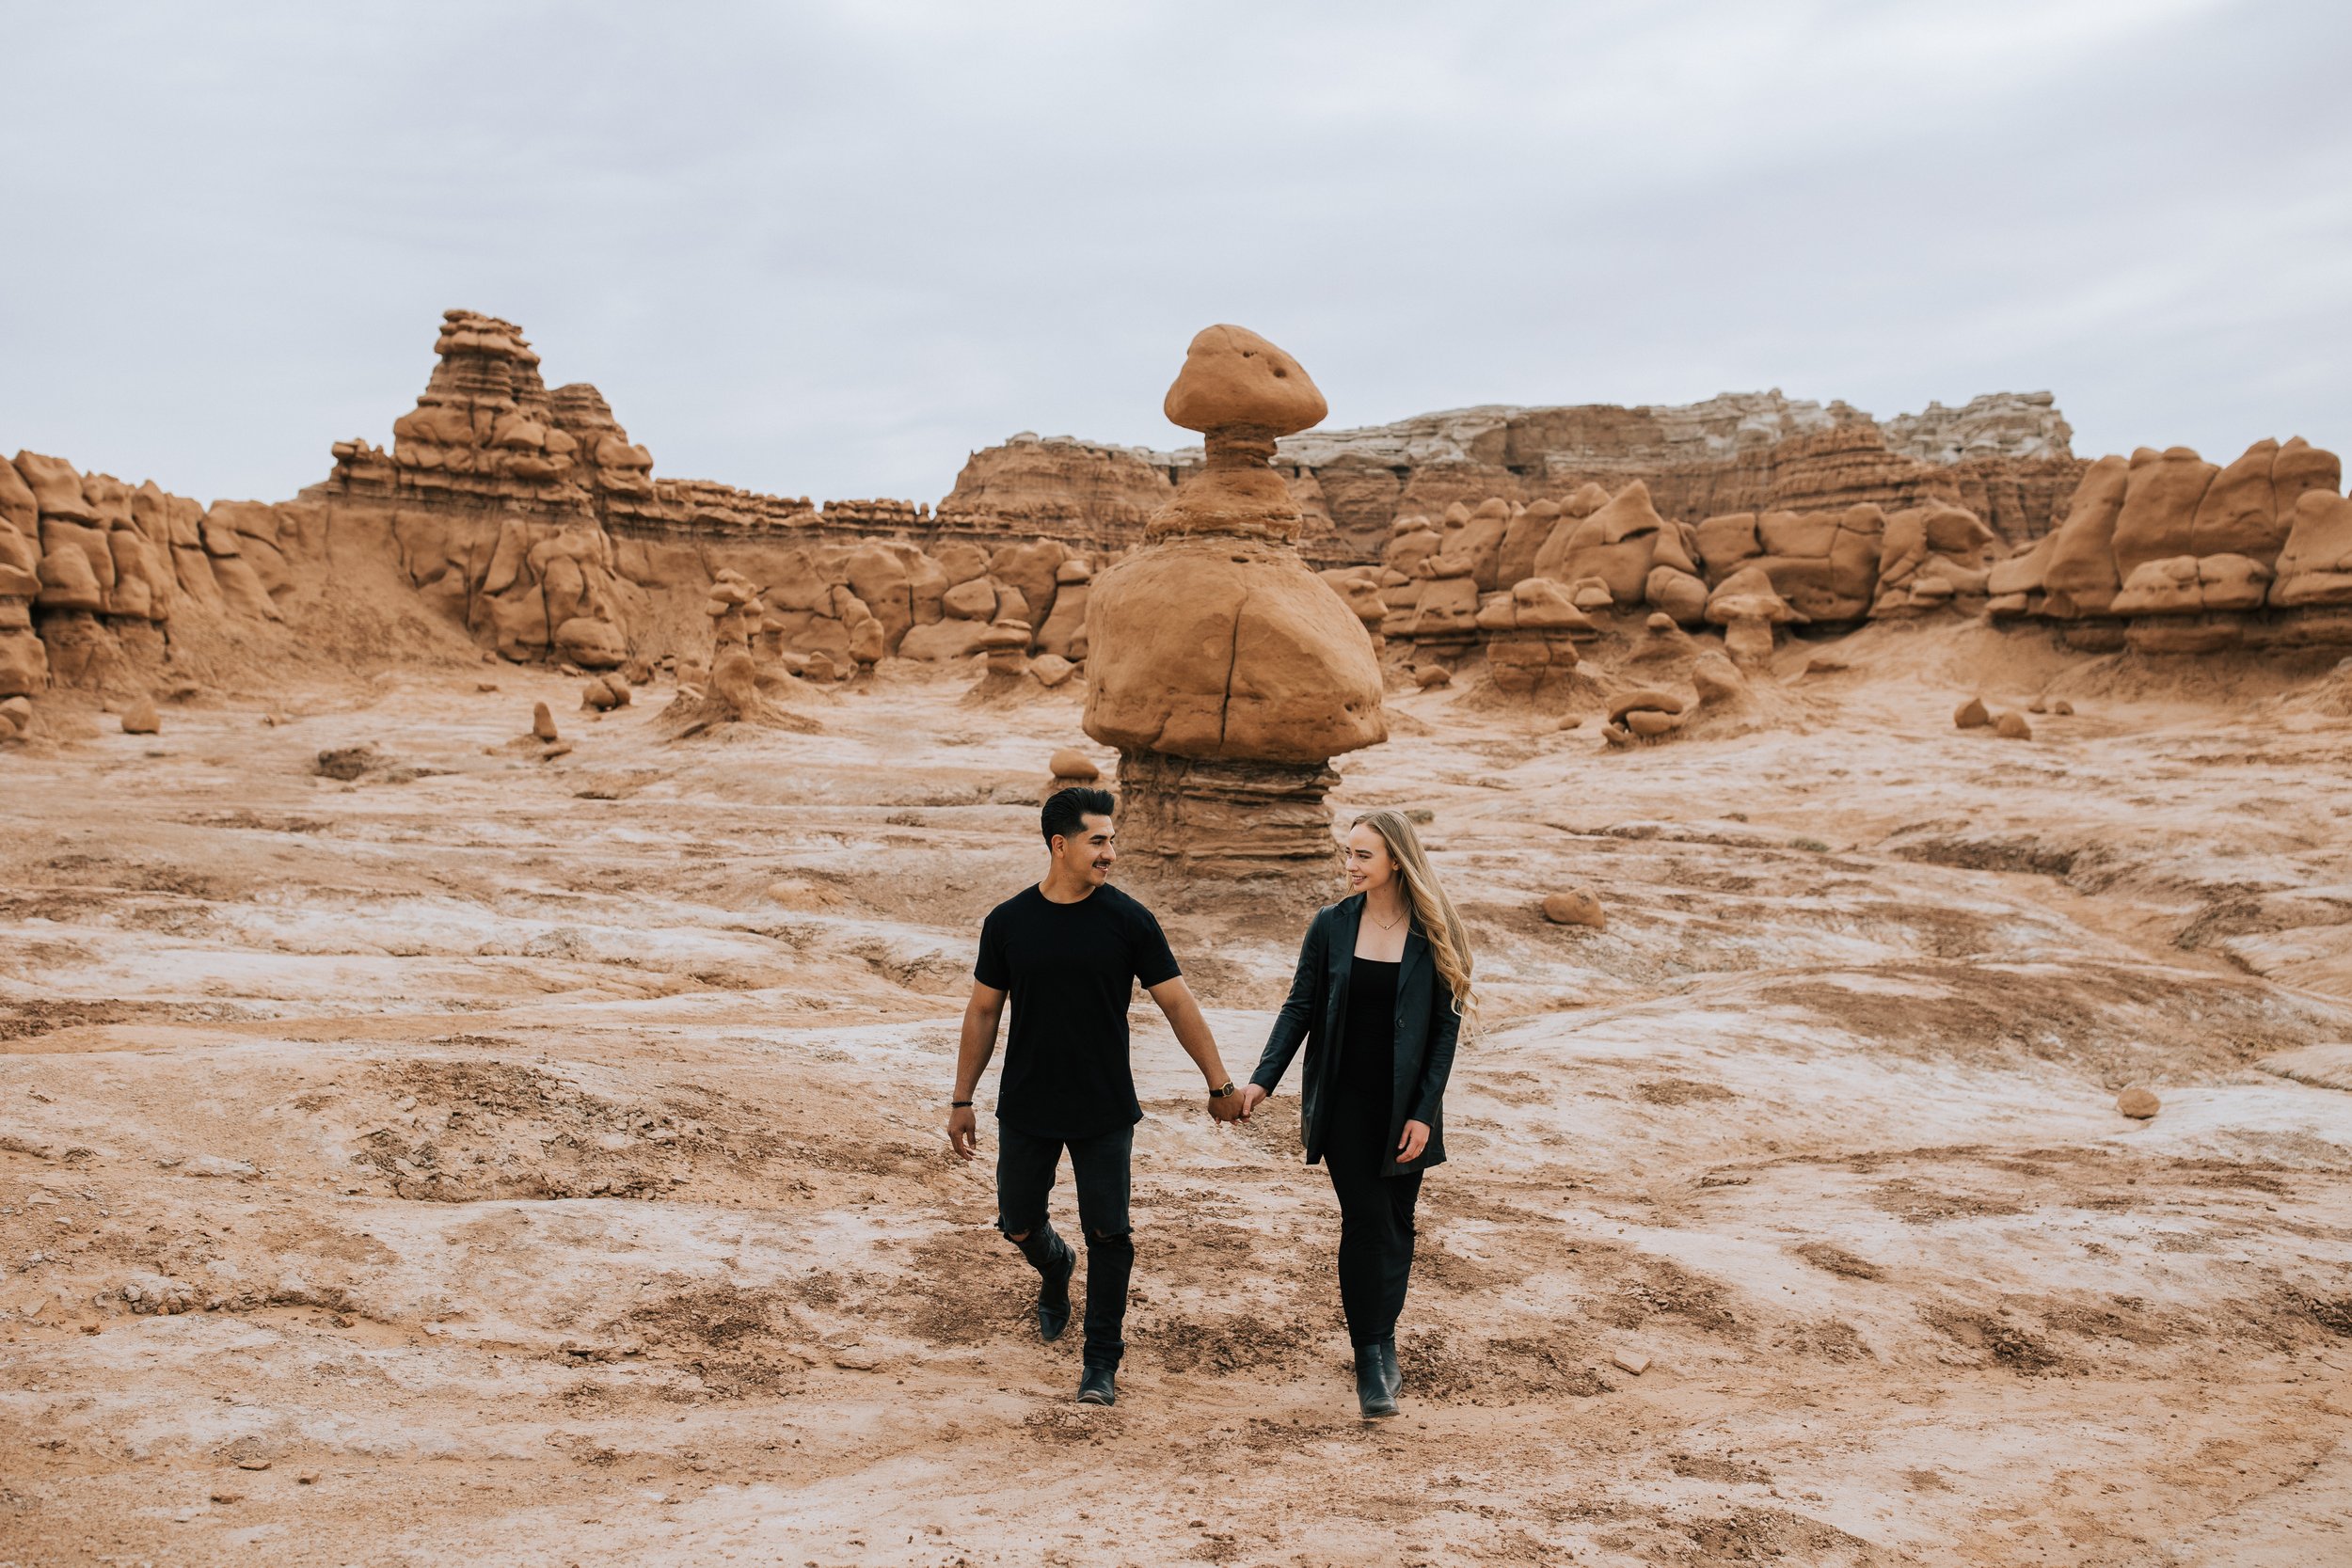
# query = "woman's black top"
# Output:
<box><xmin>1327</xmin><ymin>958</ymin><xmax>1399</xmax><ymax>1170</ymax></box>
<box><xmin>1339</xmin><ymin>958</ymin><xmax>1398</xmax><ymax>1103</ymax></box>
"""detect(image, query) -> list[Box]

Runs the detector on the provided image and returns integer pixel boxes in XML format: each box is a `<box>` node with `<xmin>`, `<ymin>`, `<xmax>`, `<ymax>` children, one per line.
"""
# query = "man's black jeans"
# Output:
<box><xmin>996</xmin><ymin>1122</ymin><xmax>1134</xmax><ymax>1370</ymax></box>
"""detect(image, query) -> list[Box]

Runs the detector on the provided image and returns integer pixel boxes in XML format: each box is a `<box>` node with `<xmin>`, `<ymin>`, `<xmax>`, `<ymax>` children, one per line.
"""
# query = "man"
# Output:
<box><xmin>947</xmin><ymin>785</ymin><xmax>1247</xmax><ymax>1406</ymax></box>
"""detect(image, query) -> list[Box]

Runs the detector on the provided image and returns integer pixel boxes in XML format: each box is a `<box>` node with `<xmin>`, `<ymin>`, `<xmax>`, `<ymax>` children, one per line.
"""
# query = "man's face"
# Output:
<box><xmin>1054</xmin><ymin>814</ymin><xmax>1117</xmax><ymax>886</ymax></box>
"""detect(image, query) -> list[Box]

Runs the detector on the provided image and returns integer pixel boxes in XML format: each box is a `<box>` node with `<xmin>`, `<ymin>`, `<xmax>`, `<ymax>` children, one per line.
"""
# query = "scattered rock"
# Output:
<box><xmin>1611</xmin><ymin>1349</ymin><xmax>1650</xmax><ymax>1376</ymax></box>
<box><xmin>1606</xmin><ymin>689</ymin><xmax>1688</xmax><ymax>724</ymax></box>
<box><xmin>1954</xmin><ymin>696</ymin><xmax>1990</xmax><ymax>729</ymax></box>
<box><xmin>1804</xmin><ymin>654</ymin><xmax>1851</xmax><ymax>675</ymax></box>
<box><xmin>1048</xmin><ymin>748</ymin><xmax>1099</xmax><ymax>783</ymax></box>
<box><xmin>314</xmin><ymin>745</ymin><xmax>382</xmax><ymax>782</ymax></box>
<box><xmin>532</xmin><ymin>702</ymin><xmax>559</xmax><ymax>741</ymax></box>
<box><xmin>1994</xmin><ymin>710</ymin><xmax>2033</xmax><ymax>740</ymax></box>
<box><xmin>540</xmin><ymin>740</ymin><xmax>574</xmax><ymax>761</ymax></box>
<box><xmin>579</xmin><ymin>673</ymin><xmax>630</xmax><ymax>710</ymax></box>
<box><xmin>477</xmin><ymin>682</ymin><xmax>500</xmax><ymax>692</ymax></box>
<box><xmin>2027</xmin><ymin>696</ymin><xmax>2048</xmax><ymax>713</ymax></box>
<box><xmin>1411</xmin><ymin>664</ymin><xmax>1452</xmax><ymax>689</ymax></box>
<box><xmin>2117</xmin><ymin>1086</ymin><xmax>2160</xmax><ymax>1119</ymax></box>
<box><xmin>1030</xmin><ymin>653</ymin><xmax>1076</xmax><ymax>689</ymax></box>
<box><xmin>832</xmin><ymin>1345</ymin><xmax>882</xmax><ymax>1371</ymax></box>
<box><xmin>0</xmin><ymin>695</ymin><xmax>30</xmax><ymax>737</ymax></box>
<box><xmin>119</xmin><ymin>698</ymin><xmax>160</xmax><ymax>735</ymax></box>
<box><xmin>2052</xmin><ymin>699</ymin><xmax>2075</xmax><ymax>716</ymax></box>
<box><xmin>236</xmin><ymin>1458</ymin><xmax>272</xmax><ymax>1472</ymax></box>
<box><xmin>1690</xmin><ymin>653</ymin><xmax>1748</xmax><ymax>705</ymax></box>
<box><xmin>1541</xmin><ymin>890</ymin><xmax>1606</xmax><ymax>928</ymax></box>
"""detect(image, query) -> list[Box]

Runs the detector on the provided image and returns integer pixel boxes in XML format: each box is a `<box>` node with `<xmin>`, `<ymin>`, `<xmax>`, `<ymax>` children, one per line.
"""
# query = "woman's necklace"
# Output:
<box><xmin>1370</xmin><ymin>897</ymin><xmax>1406</xmax><ymax>931</ymax></box>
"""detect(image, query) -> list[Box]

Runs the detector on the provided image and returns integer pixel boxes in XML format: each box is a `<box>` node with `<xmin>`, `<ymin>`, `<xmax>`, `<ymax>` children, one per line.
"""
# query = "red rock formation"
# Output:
<box><xmin>1084</xmin><ymin>325</ymin><xmax>1384</xmax><ymax>879</ymax></box>
<box><xmin>1987</xmin><ymin>437</ymin><xmax>2350</xmax><ymax>651</ymax></box>
<box><xmin>1145</xmin><ymin>389</ymin><xmax>2082</xmax><ymax>560</ymax></box>
<box><xmin>936</xmin><ymin>434</ymin><xmax>1174</xmax><ymax>545</ymax></box>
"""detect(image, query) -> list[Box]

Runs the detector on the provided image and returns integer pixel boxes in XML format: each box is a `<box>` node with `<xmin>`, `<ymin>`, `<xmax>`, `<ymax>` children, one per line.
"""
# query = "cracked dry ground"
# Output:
<box><xmin>4</xmin><ymin>630</ymin><xmax>2351</xmax><ymax>1566</ymax></box>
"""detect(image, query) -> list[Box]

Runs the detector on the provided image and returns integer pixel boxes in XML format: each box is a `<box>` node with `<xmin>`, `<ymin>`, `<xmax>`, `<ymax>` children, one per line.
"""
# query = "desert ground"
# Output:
<box><xmin>4</xmin><ymin>628</ymin><xmax>2351</xmax><ymax>1568</ymax></box>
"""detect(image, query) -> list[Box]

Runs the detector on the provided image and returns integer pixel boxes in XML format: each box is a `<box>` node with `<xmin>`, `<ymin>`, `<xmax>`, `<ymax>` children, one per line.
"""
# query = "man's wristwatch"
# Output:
<box><xmin>1208</xmin><ymin>1082</ymin><xmax>1237</xmax><ymax>1099</ymax></box>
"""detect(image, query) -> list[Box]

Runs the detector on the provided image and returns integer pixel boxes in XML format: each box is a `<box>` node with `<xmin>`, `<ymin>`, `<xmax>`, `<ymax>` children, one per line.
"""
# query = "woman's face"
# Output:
<box><xmin>1343</xmin><ymin>823</ymin><xmax>1396</xmax><ymax>895</ymax></box>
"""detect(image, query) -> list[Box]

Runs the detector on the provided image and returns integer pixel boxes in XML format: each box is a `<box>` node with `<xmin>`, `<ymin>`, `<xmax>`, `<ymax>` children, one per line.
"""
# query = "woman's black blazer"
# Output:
<box><xmin>1248</xmin><ymin>893</ymin><xmax>1461</xmax><ymax>1177</ymax></box>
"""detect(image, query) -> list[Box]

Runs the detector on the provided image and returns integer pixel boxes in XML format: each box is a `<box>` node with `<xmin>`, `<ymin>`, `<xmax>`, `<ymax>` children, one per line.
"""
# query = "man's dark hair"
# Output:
<box><xmin>1041</xmin><ymin>786</ymin><xmax>1116</xmax><ymax>847</ymax></box>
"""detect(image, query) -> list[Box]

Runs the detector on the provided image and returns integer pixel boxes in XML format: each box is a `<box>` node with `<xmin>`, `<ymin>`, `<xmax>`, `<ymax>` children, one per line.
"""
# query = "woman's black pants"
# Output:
<box><xmin>1325</xmin><ymin>1145</ymin><xmax>1422</xmax><ymax>1347</ymax></box>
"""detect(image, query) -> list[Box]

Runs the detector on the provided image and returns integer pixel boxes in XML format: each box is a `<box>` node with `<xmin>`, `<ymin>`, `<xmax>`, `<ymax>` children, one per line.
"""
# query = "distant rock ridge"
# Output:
<box><xmin>940</xmin><ymin>388</ymin><xmax>2083</xmax><ymax>560</ymax></box>
<box><xmin>1171</xmin><ymin>388</ymin><xmax>2072</xmax><ymax>474</ymax></box>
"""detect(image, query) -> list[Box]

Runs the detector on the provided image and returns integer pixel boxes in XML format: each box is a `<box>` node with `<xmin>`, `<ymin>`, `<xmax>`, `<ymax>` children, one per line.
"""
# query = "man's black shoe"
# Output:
<box><xmin>1355</xmin><ymin>1346</ymin><xmax>1398</xmax><ymax>1419</ymax></box>
<box><xmin>1375</xmin><ymin>1338</ymin><xmax>1403</xmax><ymax>1401</ymax></box>
<box><xmin>1037</xmin><ymin>1243</ymin><xmax>1076</xmax><ymax>1343</ymax></box>
<box><xmin>1076</xmin><ymin>1365</ymin><xmax>1118</xmax><ymax>1406</ymax></box>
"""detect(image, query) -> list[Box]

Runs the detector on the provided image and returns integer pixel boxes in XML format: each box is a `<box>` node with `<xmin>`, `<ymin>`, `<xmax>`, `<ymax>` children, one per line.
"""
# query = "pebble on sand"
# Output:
<box><xmin>1995</xmin><ymin>710</ymin><xmax>2034</xmax><ymax>740</ymax></box>
<box><xmin>1954</xmin><ymin>696</ymin><xmax>1991</xmax><ymax>729</ymax></box>
<box><xmin>1049</xmin><ymin>748</ymin><xmax>1099</xmax><ymax>783</ymax></box>
<box><xmin>1611</xmin><ymin>1349</ymin><xmax>1651</xmax><ymax>1376</ymax></box>
<box><xmin>120</xmin><ymin>698</ymin><xmax>160</xmax><ymax>735</ymax></box>
<box><xmin>1542</xmin><ymin>889</ymin><xmax>1606</xmax><ymax>929</ymax></box>
<box><xmin>532</xmin><ymin>702</ymin><xmax>559</xmax><ymax>741</ymax></box>
<box><xmin>2117</xmin><ymin>1086</ymin><xmax>2161</xmax><ymax>1119</ymax></box>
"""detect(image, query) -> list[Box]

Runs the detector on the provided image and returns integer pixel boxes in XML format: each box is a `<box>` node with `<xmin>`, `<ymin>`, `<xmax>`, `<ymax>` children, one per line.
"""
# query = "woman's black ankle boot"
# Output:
<box><xmin>1354</xmin><ymin>1344</ymin><xmax>1398</xmax><ymax>1419</ymax></box>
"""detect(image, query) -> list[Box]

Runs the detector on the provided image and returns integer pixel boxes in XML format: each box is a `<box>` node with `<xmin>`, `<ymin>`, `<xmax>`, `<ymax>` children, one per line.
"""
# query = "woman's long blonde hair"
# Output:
<box><xmin>1352</xmin><ymin>808</ymin><xmax>1478</xmax><ymax>1035</ymax></box>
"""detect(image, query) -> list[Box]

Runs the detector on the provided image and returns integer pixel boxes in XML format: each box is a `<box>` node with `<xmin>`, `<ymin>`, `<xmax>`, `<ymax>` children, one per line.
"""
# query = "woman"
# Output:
<box><xmin>1240</xmin><ymin>808</ymin><xmax>1476</xmax><ymax>1419</ymax></box>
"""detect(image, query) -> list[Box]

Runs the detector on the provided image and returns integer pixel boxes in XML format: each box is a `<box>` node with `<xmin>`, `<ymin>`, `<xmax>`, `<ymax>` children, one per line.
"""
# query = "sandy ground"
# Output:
<box><xmin>4</xmin><ymin>629</ymin><xmax>2351</xmax><ymax>1566</ymax></box>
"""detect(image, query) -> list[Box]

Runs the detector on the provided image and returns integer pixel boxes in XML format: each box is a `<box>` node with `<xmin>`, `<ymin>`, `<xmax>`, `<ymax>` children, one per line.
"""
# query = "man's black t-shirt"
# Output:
<box><xmin>975</xmin><ymin>882</ymin><xmax>1181</xmax><ymax>1139</ymax></box>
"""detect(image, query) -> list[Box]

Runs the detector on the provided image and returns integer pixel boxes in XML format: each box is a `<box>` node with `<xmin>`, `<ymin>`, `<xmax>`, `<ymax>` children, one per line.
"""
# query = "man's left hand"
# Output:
<box><xmin>1208</xmin><ymin>1089</ymin><xmax>1248</xmax><ymax>1123</ymax></box>
<box><xmin>1396</xmin><ymin>1119</ymin><xmax>1431</xmax><ymax>1162</ymax></box>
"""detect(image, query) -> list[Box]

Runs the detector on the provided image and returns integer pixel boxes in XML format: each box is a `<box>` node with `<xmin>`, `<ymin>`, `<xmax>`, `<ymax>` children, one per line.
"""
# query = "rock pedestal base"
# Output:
<box><xmin>1113</xmin><ymin>750</ymin><xmax>1341</xmax><ymax>882</ymax></box>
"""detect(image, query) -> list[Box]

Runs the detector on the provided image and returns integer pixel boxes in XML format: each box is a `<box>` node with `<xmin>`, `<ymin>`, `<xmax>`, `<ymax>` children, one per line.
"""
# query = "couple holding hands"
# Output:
<box><xmin>946</xmin><ymin>788</ymin><xmax>1476</xmax><ymax>1419</ymax></box>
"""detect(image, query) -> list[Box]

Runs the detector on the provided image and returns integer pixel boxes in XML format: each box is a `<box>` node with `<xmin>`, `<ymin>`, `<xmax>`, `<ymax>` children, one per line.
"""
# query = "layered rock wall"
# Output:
<box><xmin>1113</xmin><ymin>389</ymin><xmax>2084</xmax><ymax>562</ymax></box>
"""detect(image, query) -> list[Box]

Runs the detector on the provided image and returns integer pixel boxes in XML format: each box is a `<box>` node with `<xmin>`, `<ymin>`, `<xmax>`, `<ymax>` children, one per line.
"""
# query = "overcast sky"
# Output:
<box><xmin>5</xmin><ymin>1</ymin><xmax>2347</xmax><ymax>506</ymax></box>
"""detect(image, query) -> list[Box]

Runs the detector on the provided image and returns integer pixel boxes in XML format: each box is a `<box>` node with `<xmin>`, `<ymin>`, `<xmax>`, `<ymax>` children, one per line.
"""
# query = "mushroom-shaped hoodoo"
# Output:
<box><xmin>1083</xmin><ymin>325</ymin><xmax>1384</xmax><ymax>879</ymax></box>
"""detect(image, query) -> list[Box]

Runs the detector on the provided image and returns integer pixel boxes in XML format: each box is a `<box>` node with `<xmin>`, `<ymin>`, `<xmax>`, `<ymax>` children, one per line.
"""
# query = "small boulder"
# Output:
<box><xmin>0</xmin><ymin>695</ymin><xmax>30</xmax><ymax>737</ymax></box>
<box><xmin>1542</xmin><ymin>889</ymin><xmax>1606</xmax><ymax>928</ymax></box>
<box><xmin>2116</xmin><ymin>1086</ymin><xmax>2160</xmax><ymax>1119</ymax></box>
<box><xmin>582</xmin><ymin>679</ymin><xmax>621</xmax><ymax>711</ymax></box>
<box><xmin>1954</xmin><ymin>696</ymin><xmax>1990</xmax><ymax>729</ymax></box>
<box><xmin>119</xmin><ymin>698</ymin><xmax>160</xmax><ymax>735</ymax></box>
<box><xmin>1606</xmin><ymin>689</ymin><xmax>1688</xmax><ymax>725</ymax></box>
<box><xmin>1610</xmin><ymin>1349</ymin><xmax>1650</xmax><ymax>1376</ymax></box>
<box><xmin>1994</xmin><ymin>710</ymin><xmax>2033</xmax><ymax>740</ymax></box>
<box><xmin>1624</xmin><ymin>708</ymin><xmax>1684</xmax><ymax>738</ymax></box>
<box><xmin>1049</xmin><ymin>748</ymin><xmax>1100</xmax><ymax>782</ymax></box>
<box><xmin>1690</xmin><ymin>653</ymin><xmax>1747</xmax><ymax>705</ymax></box>
<box><xmin>532</xmin><ymin>702</ymin><xmax>559</xmax><ymax>742</ymax></box>
<box><xmin>313</xmin><ymin>745</ymin><xmax>381</xmax><ymax>782</ymax></box>
<box><xmin>1030</xmin><ymin>654</ymin><xmax>1076</xmax><ymax>689</ymax></box>
<box><xmin>2051</xmin><ymin>699</ymin><xmax>2074</xmax><ymax>716</ymax></box>
<box><xmin>1411</xmin><ymin>664</ymin><xmax>1452</xmax><ymax>689</ymax></box>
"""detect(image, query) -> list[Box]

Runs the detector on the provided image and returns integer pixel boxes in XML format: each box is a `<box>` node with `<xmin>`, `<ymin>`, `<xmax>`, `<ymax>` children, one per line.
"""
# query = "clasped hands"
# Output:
<box><xmin>1224</xmin><ymin>1084</ymin><xmax>1431</xmax><ymax>1162</ymax></box>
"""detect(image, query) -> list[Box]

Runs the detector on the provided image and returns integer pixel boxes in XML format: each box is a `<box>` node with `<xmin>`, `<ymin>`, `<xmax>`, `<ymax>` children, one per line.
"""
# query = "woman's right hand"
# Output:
<box><xmin>1238</xmin><ymin>1084</ymin><xmax>1268</xmax><ymax>1117</ymax></box>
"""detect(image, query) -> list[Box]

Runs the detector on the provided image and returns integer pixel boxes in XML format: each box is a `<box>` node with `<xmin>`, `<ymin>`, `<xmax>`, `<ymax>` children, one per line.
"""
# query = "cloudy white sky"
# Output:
<box><xmin>5</xmin><ymin>1</ymin><xmax>2347</xmax><ymax>506</ymax></box>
